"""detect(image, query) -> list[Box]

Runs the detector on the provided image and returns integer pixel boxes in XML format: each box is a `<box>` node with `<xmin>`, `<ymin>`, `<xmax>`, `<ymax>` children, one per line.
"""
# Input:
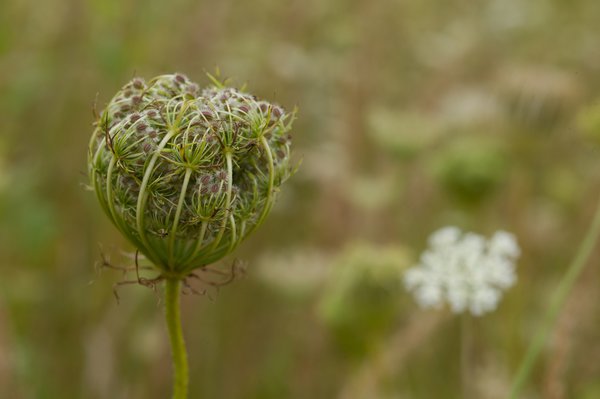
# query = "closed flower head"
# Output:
<box><xmin>88</xmin><ymin>73</ymin><xmax>296</xmax><ymax>276</ymax></box>
<box><xmin>404</xmin><ymin>226</ymin><xmax>520</xmax><ymax>316</ymax></box>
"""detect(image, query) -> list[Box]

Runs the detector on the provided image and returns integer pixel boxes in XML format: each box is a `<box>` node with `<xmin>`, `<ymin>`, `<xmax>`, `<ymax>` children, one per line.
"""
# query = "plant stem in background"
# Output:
<box><xmin>460</xmin><ymin>313</ymin><xmax>473</xmax><ymax>399</ymax></box>
<box><xmin>509</xmin><ymin>197</ymin><xmax>600</xmax><ymax>398</ymax></box>
<box><xmin>165</xmin><ymin>278</ymin><xmax>189</xmax><ymax>399</ymax></box>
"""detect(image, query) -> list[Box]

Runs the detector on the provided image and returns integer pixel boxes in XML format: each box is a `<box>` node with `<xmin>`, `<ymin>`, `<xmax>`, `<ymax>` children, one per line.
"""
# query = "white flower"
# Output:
<box><xmin>404</xmin><ymin>226</ymin><xmax>520</xmax><ymax>316</ymax></box>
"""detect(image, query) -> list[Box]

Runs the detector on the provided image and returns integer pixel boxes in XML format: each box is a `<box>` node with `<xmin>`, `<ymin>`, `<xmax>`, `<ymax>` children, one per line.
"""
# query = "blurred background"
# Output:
<box><xmin>1</xmin><ymin>0</ymin><xmax>600</xmax><ymax>398</ymax></box>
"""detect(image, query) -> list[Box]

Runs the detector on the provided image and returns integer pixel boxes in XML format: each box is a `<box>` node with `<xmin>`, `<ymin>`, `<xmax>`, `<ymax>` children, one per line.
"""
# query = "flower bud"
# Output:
<box><xmin>89</xmin><ymin>73</ymin><xmax>296</xmax><ymax>275</ymax></box>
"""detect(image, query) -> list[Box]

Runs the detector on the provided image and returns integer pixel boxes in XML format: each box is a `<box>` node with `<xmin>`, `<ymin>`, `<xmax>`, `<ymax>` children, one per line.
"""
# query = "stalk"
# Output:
<box><xmin>242</xmin><ymin>136</ymin><xmax>275</xmax><ymax>239</ymax></box>
<box><xmin>509</xmin><ymin>197</ymin><xmax>600</xmax><ymax>398</ymax></box>
<box><xmin>460</xmin><ymin>314</ymin><xmax>473</xmax><ymax>399</ymax></box>
<box><xmin>169</xmin><ymin>168</ymin><xmax>193</xmax><ymax>268</ymax></box>
<box><xmin>135</xmin><ymin>130</ymin><xmax>177</xmax><ymax>264</ymax></box>
<box><xmin>209</xmin><ymin>152</ymin><xmax>233</xmax><ymax>251</ymax></box>
<box><xmin>165</xmin><ymin>279</ymin><xmax>189</xmax><ymax>399</ymax></box>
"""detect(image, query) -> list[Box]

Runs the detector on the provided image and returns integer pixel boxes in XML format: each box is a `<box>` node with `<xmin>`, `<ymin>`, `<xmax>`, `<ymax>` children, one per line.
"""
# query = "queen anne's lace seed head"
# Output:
<box><xmin>88</xmin><ymin>73</ymin><xmax>296</xmax><ymax>276</ymax></box>
<box><xmin>404</xmin><ymin>226</ymin><xmax>520</xmax><ymax>316</ymax></box>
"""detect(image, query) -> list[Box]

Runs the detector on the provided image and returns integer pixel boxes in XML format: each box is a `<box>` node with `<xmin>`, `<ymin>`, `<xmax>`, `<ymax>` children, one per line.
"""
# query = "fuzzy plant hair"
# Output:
<box><xmin>88</xmin><ymin>73</ymin><xmax>295</xmax><ymax>277</ymax></box>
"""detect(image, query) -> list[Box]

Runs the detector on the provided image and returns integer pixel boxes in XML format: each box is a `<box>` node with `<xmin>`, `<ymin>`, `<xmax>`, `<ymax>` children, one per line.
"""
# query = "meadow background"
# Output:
<box><xmin>1</xmin><ymin>0</ymin><xmax>600</xmax><ymax>398</ymax></box>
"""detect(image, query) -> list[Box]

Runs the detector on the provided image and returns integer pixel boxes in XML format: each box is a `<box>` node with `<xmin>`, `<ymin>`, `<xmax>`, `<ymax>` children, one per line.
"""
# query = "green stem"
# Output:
<box><xmin>460</xmin><ymin>314</ymin><xmax>472</xmax><ymax>399</ymax></box>
<box><xmin>165</xmin><ymin>279</ymin><xmax>189</xmax><ymax>399</ymax></box>
<box><xmin>209</xmin><ymin>152</ymin><xmax>233</xmax><ymax>251</ymax></box>
<box><xmin>509</xmin><ymin>197</ymin><xmax>600</xmax><ymax>398</ymax></box>
<box><xmin>136</xmin><ymin>130</ymin><xmax>177</xmax><ymax>265</ymax></box>
<box><xmin>243</xmin><ymin>136</ymin><xmax>275</xmax><ymax>240</ymax></box>
<box><xmin>169</xmin><ymin>168</ymin><xmax>193</xmax><ymax>269</ymax></box>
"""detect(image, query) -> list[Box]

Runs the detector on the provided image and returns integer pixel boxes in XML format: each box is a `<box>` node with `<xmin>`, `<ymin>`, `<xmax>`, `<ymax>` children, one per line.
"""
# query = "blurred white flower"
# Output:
<box><xmin>404</xmin><ymin>227</ymin><xmax>520</xmax><ymax>316</ymax></box>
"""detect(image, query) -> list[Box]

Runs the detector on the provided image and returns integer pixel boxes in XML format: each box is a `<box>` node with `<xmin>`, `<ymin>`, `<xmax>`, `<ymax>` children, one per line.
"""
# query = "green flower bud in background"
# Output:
<box><xmin>317</xmin><ymin>242</ymin><xmax>412</xmax><ymax>358</ymax></box>
<box><xmin>88</xmin><ymin>73</ymin><xmax>295</xmax><ymax>277</ymax></box>
<box><xmin>431</xmin><ymin>136</ymin><xmax>507</xmax><ymax>204</ymax></box>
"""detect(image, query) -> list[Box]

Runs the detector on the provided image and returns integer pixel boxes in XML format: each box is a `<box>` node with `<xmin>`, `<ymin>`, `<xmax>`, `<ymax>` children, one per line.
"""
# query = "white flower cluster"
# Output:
<box><xmin>404</xmin><ymin>226</ymin><xmax>520</xmax><ymax>316</ymax></box>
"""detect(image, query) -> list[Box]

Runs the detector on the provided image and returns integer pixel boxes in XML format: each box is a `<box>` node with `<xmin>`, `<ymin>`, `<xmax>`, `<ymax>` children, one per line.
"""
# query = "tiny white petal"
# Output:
<box><xmin>486</xmin><ymin>258</ymin><xmax>517</xmax><ymax>288</ymax></box>
<box><xmin>489</xmin><ymin>230</ymin><xmax>521</xmax><ymax>258</ymax></box>
<box><xmin>415</xmin><ymin>284</ymin><xmax>444</xmax><ymax>308</ymax></box>
<box><xmin>447</xmin><ymin>286</ymin><xmax>469</xmax><ymax>313</ymax></box>
<box><xmin>428</xmin><ymin>226</ymin><xmax>462</xmax><ymax>249</ymax></box>
<box><xmin>403</xmin><ymin>268</ymin><xmax>426</xmax><ymax>289</ymax></box>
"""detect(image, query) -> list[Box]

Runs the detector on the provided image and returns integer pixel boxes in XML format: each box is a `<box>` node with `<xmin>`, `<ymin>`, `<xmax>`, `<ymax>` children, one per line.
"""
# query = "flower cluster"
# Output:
<box><xmin>88</xmin><ymin>73</ymin><xmax>295</xmax><ymax>275</ymax></box>
<box><xmin>404</xmin><ymin>226</ymin><xmax>520</xmax><ymax>316</ymax></box>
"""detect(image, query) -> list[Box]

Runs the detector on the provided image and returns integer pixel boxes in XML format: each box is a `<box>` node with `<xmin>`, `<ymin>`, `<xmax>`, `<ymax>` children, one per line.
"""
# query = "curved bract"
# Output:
<box><xmin>88</xmin><ymin>73</ymin><xmax>295</xmax><ymax>276</ymax></box>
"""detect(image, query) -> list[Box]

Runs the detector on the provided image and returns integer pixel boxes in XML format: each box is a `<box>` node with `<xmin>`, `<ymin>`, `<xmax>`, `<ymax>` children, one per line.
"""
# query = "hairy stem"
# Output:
<box><xmin>509</xmin><ymin>197</ymin><xmax>600</xmax><ymax>398</ymax></box>
<box><xmin>165</xmin><ymin>278</ymin><xmax>189</xmax><ymax>399</ymax></box>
